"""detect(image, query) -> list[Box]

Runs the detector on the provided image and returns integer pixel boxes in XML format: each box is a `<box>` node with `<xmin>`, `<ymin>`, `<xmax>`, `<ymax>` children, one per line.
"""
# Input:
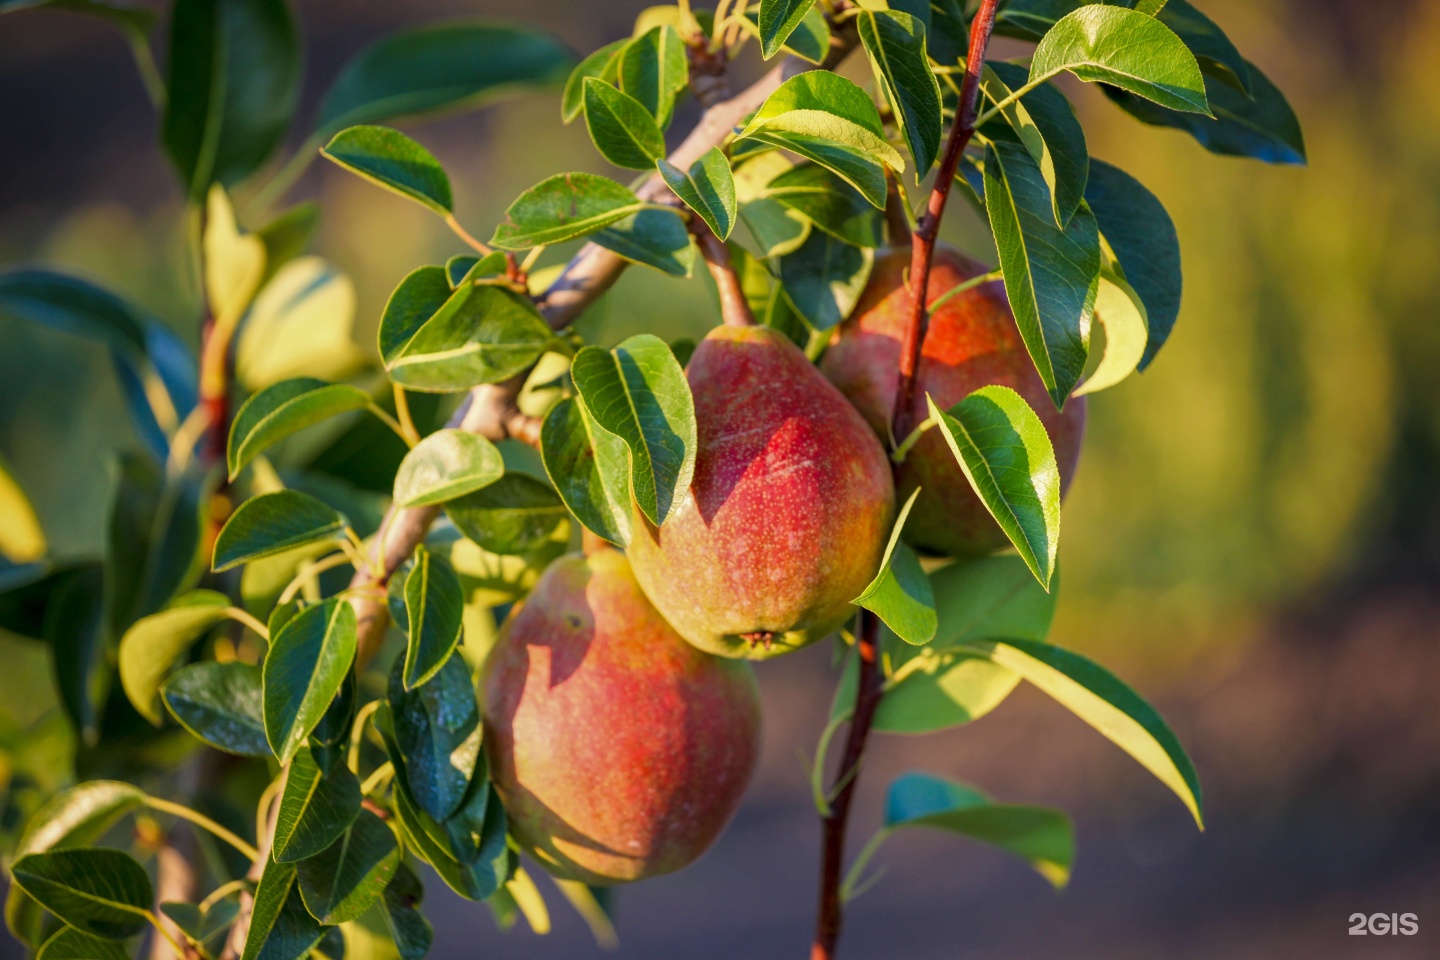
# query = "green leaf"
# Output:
<box><xmin>272</xmin><ymin>745</ymin><xmax>362</xmax><ymax>862</ymax></box>
<box><xmin>593</xmin><ymin>208</ymin><xmax>696</xmax><ymax>278</ymax></box>
<box><xmin>161</xmin><ymin>661</ymin><xmax>271</xmax><ymax>756</ymax></box>
<box><xmin>570</xmin><ymin>334</ymin><xmax>697</xmax><ymax>526</ymax></box>
<box><xmin>446</xmin><ymin>251</ymin><xmax>507</xmax><ymax>287</ymax></box>
<box><xmin>381</xmin><ymin>864</ymin><xmax>434</xmax><ymax>960</ymax></box>
<box><xmin>213</xmin><ymin>491</ymin><xmax>348</xmax><ymax>573</ymax></box>
<box><xmin>43</xmin><ymin>566</ymin><xmax>106</xmax><ymax>742</ymax></box>
<box><xmin>857</xmin><ymin>8</ymin><xmax>943</xmax><ymax>177</ymax></box>
<box><xmin>263</xmin><ymin>597</ymin><xmax>359</xmax><ymax>763</ymax></box>
<box><xmin>401</xmin><ymin>546</ymin><xmax>465</xmax><ymax>690</ymax></box>
<box><xmin>235</xmin><ymin>257</ymin><xmax>364</xmax><ymax>392</ymax></box>
<box><xmin>754</xmin><ymin>129</ymin><xmax>891</xmax><ymax>210</ymax></box>
<box><xmin>382</xmin><ymin>284</ymin><xmax>553</xmax><ymax>393</ymax></box>
<box><xmin>1074</xmin><ymin>268</ymin><xmax>1148</xmax><ymax>395</ymax></box>
<box><xmin>1154</xmin><ymin>0</ymin><xmax>1250</xmax><ymax>93</ymax></box>
<box><xmin>106</xmin><ymin>456</ymin><xmax>206</xmax><ymax>638</ymax></box>
<box><xmin>316</xmin><ymin>21</ymin><xmax>575</xmax><ymax>135</ymax></box>
<box><xmin>763</xmin><ymin>162</ymin><xmax>883</xmax><ymax>247</ymax></box>
<box><xmin>163</xmin><ymin>0</ymin><xmax>300</xmax><ymax>196</ymax></box>
<box><xmin>492</xmin><ymin>172</ymin><xmax>653</xmax><ymax>250</ymax></box>
<box><xmin>159</xmin><ymin>898</ymin><xmax>240</xmax><ymax>956</ymax></box>
<box><xmin>957</xmin><ymin>637</ymin><xmax>1204</xmax><ymax>827</ymax></box>
<box><xmin>854</xmin><ymin>489</ymin><xmax>936</xmax><ymax>645</ymax></box>
<box><xmin>740</xmin><ymin>198</ymin><xmax>811</xmax><ymax>258</ymax></box>
<box><xmin>777</xmin><ymin>230</ymin><xmax>874</xmax><ymax>331</ymax></box>
<box><xmin>658</xmin><ymin>148</ymin><xmax>737</xmax><ymax>241</ymax></box>
<box><xmin>617</xmin><ymin>25</ymin><xmax>686</xmax><ymax>129</ymax></box>
<box><xmin>1029</xmin><ymin>4</ymin><xmax>1208</xmax><ymax>114</ymax></box>
<box><xmin>229</xmin><ymin>378</ymin><xmax>373</xmax><ymax>480</ymax></box>
<box><xmin>757</xmin><ymin>0</ymin><xmax>817</xmax><ymax>59</ymax></box>
<box><xmin>241</xmin><ymin>859</ymin><xmax>326</xmax><ymax>960</ymax></box>
<box><xmin>297</xmin><ymin>809</ymin><xmax>400</xmax><ymax>925</ymax></box>
<box><xmin>390</xmin><ymin>778</ymin><xmax>508</xmax><ymax>902</ymax></box>
<box><xmin>582</xmin><ymin>79</ymin><xmax>665</xmax><ymax>170</ymax></box>
<box><xmin>321</xmin><ymin>126</ymin><xmax>454</xmax><ymax>215</ymax></box>
<box><xmin>1103</xmin><ymin>59</ymin><xmax>1306</xmax><ymax>166</ymax></box>
<box><xmin>1083</xmin><ymin>158</ymin><xmax>1181</xmax><ymax>369</ymax></box>
<box><xmin>562</xmin><ymin>38</ymin><xmax>627</xmax><ymax>123</ymax></box>
<box><xmin>393</xmin><ymin>429</ymin><xmax>504</xmax><ymax>508</ymax></box>
<box><xmin>204</xmin><ymin>185</ymin><xmax>266</xmax><ymax>325</ymax></box>
<box><xmin>883</xmin><ymin>773</ymin><xmax>1074</xmax><ymax>886</ymax></box>
<box><xmin>387</xmin><ymin>655</ymin><xmax>481</xmax><ymax>821</ymax></box>
<box><xmin>980</xmin><ymin>61</ymin><xmax>1089</xmax><ymax>228</ymax></box>
<box><xmin>308</xmin><ymin>669</ymin><xmax>357</xmax><ymax>750</ymax></box>
<box><xmin>445</xmin><ymin>473</ymin><xmax>568</xmax><ymax>555</ymax></box>
<box><xmin>36</xmin><ymin>927</ymin><xmax>130</xmax><ymax>960</ymax></box>
<box><xmin>118</xmin><ymin>589</ymin><xmax>230</xmax><ymax>724</ymax></box>
<box><xmin>983</xmin><ymin>140</ymin><xmax>1099</xmax><ymax>405</ymax></box>
<box><xmin>256</xmin><ymin>202</ymin><xmax>320</xmax><ymax>285</ymax></box>
<box><xmin>739</xmin><ymin>4</ymin><xmax>829</xmax><ymax>64</ymax></box>
<box><xmin>738</xmin><ymin>70</ymin><xmax>905</xmax><ymax>191</ymax></box>
<box><xmin>931</xmin><ymin>554</ymin><xmax>1057</xmax><ymax>647</ymax></box>
<box><xmin>11</xmin><ymin>849</ymin><xmax>152</xmax><ymax>939</ymax></box>
<box><xmin>378</xmin><ymin>266</ymin><xmax>452</xmax><ymax>368</ymax></box>
<box><xmin>926</xmin><ymin>387</ymin><xmax>1061</xmax><ymax>589</ymax></box>
<box><xmin>540</xmin><ymin>396</ymin><xmax>634</xmax><ymax>547</ymax></box>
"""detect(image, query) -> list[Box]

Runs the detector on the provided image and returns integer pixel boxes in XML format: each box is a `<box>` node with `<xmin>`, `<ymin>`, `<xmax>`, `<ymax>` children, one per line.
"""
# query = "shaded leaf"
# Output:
<box><xmin>263</xmin><ymin>598</ymin><xmax>358</xmax><ymax>763</ymax></box>
<box><xmin>926</xmin><ymin>387</ymin><xmax>1061</xmax><ymax>589</ymax></box>
<box><xmin>582</xmin><ymin>79</ymin><xmax>665</xmax><ymax>170</ymax></box>
<box><xmin>43</xmin><ymin>566</ymin><xmax>106</xmax><ymax>742</ymax></box>
<box><xmin>105</xmin><ymin>456</ymin><xmax>206</xmax><ymax>641</ymax></box>
<box><xmin>592</xmin><ymin>207</ymin><xmax>696</xmax><ymax>278</ymax></box>
<box><xmin>377</xmin><ymin>266</ymin><xmax>452</xmax><ymax>367</ymax></box>
<box><xmin>118</xmin><ymin>589</ymin><xmax>230</xmax><ymax>724</ymax></box>
<box><xmin>980</xmin><ymin>61</ymin><xmax>1088</xmax><ymax>228</ymax></box>
<box><xmin>857</xmin><ymin>8</ymin><xmax>943</xmax><ymax>176</ymax></box>
<box><xmin>161</xmin><ymin>661</ymin><xmax>271</xmax><ymax>756</ymax></box>
<box><xmin>402</xmin><ymin>546</ymin><xmax>465</xmax><ymax>689</ymax></box>
<box><xmin>36</xmin><ymin>927</ymin><xmax>130</xmax><ymax>960</ymax></box>
<box><xmin>11</xmin><ymin>848</ymin><xmax>152</xmax><ymax>939</ymax></box>
<box><xmin>296</xmin><ymin>809</ymin><xmax>399</xmax><ymax>924</ymax></box>
<box><xmin>739</xmin><ymin>4</ymin><xmax>829</xmax><ymax>64</ymax></box>
<box><xmin>14</xmin><ymin>781</ymin><xmax>146</xmax><ymax>858</ymax></box>
<box><xmin>273</xmin><ymin>746</ymin><xmax>362</xmax><ymax>862</ymax></box>
<box><xmin>777</xmin><ymin>230</ymin><xmax>874</xmax><ymax>331</ymax></box>
<box><xmin>932</xmin><ymin>554</ymin><xmax>1058</xmax><ymax>646</ymax></box>
<box><xmin>381</xmin><ymin>864</ymin><xmax>434</xmax><ymax>960</ymax></box>
<box><xmin>657</xmin><ymin>148</ymin><xmax>737</xmax><ymax>241</ymax></box>
<box><xmin>491</xmin><ymin>173</ymin><xmax>651</xmax><ymax>250</ymax></box>
<box><xmin>321</xmin><ymin>126</ymin><xmax>453</xmax><ymax>215</ymax></box>
<box><xmin>540</xmin><ymin>396</ymin><xmax>633</xmax><ymax>547</ymax></box>
<box><xmin>763</xmin><ymin>162</ymin><xmax>883</xmax><ymax>247</ymax></box>
<box><xmin>384</xmin><ymin>284</ymin><xmax>554</xmax><ymax>393</ymax></box>
<box><xmin>444</xmin><ymin>474</ymin><xmax>568</xmax><ymax>556</ymax></box>
<box><xmin>242</xmin><ymin>859</ymin><xmax>326</xmax><ymax>960</ymax></box>
<box><xmin>393</xmin><ymin>430</ymin><xmax>504</xmax><ymax>508</ymax></box>
<box><xmin>1155</xmin><ymin>0</ymin><xmax>1250</xmax><ymax>93</ymax></box>
<box><xmin>229</xmin><ymin>378</ymin><xmax>373</xmax><ymax>480</ymax></box>
<box><xmin>853</xmin><ymin>489</ymin><xmax>935</xmax><ymax>645</ymax></box>
<box><xmin>213</xmin><ymin>491</ymin><xmax>348</xmax><ymax>573</ymax></box>
<box><xmin>160</xmin><ymin>898</ymin><xmax>241</xmax><ymax>956</ymax></box>
<box><xmin>739</xmin><ymin>197</ymin><xmax>811</xmax><ymax>258</ymax></box>
<box><xmin>387</xmin><ymin>656</ymin><xmax>481</xmax><ymax>822</ymax></box>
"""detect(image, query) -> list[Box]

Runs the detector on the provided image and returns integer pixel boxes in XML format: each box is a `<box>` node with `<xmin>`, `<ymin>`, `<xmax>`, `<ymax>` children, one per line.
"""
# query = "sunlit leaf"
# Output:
<box><xmin>583</xmin><ymin>79</ymin><xmax>665</xmax><ymax>170</ymax></box>
<box><xmin>213</xmin><ymin>490</ymin><xmax>348</xmax><ymax>572</ymax></box>
<box><xmin>263</xmin><ymin>597</ymin><xmax>358</xmax><ymax>763</ymax></box>
<box><xmin>445</xmin><ymin>474</ymin><xmax>569</xmax><ymax>556</ymax></box>
<box><xmin>321</xmin><ymin>125</ymin><xmax>454</xmax><ymax>215</ymax></box>
<box><xmin>118</xmin><ymin>589</ymin><xmax>230</xmax><ymax>724</ymax></box>
<box><xmin>540</xmin><ymin>396</ymin><xmax>634</xmax><ymax>547</ymax></box>
<box><xmin>657</xmin><ymin>148</ymin><xmax>737</xmax><ymax>241</ymax></box>
<box><xmin>229</xmin><ymin>378</ymin><xmax>373</xmax><ymax>480</ymax></box>
<box><xmin>853</xmin><ymin>489</ymin><xmax>936</xmax><ymax>645</ymax></box>
<box><xmin>402</xmin><ymin>546</ymin><xmax>465</xmax><ymax>689</ymax></box>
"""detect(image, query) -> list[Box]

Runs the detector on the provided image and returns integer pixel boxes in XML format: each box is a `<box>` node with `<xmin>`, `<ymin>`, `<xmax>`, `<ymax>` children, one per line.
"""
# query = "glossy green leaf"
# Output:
<box><xmin>863</xmin><ymin>644</ymin><xmax>1021</xmax><ymax>734</ymax></box>
<box><xmin>980</xmin><ymin>61</ymin><xmax>1089</xmax><ymax>228</ymax></box>
<box><xmin>739</xmin><ymin>4</ymin><xmax>829</xmax><ymax>64</ymax></box>
<box><xmin>36</xmin><ymin>927</ymin><xmax>130</xmax><ymax>960</ymax></box>
<box><xmin>883</xmin><ymin>773</ymin><xmax>1074</xmax><ymax>886</ymax></box>
<box><xmin>393</xmin><ymin>429</ymin><xmax>505</xmax><ymax>508</ymax></box>
<box><xmin>163</xmin><ymin>0</ymin><xmax>300</xmax><ymax>196</ymax></box>
<box><xmin>763</xmin><ymin>162</ymin><xmax>883</xmax><ymax>247</ymax></box>
<box><xmin>213</xmin><ymin>491</ymin><xmax>349</xmax><ymax>572</ymax></box>
<box><xmin>445</xmin><ymin>474</ymin><xmax>568</xmax><ymax>556</ymax></box>
<box><xmin>857</xmin><ymin>8</ymin><xmax>943</xmax><ymax>177</ymax></box>
<box><xmin>161</xmin><ymin>661</ymin><xmax>272</xmax><ymax>756</ymax></box>
<box><xmin>540</xmin><ymin>396</ymin><xmax>634</xmax><ymax>547</ymax></box>
<box><xmin>927</xmin><ymin>387</ymin><xmax>1061</xmax><ymax>589</ymax></box>
<box><xmin>757</xmin><ymin>0</ymin><xmax>817</xmax><ymax>59</ymax></box>
<box><xmin>228</xmin><ymin>378</ymin><xmax>373</xmax><ymax>480</ymax></box>
<box><xmin>854</xmin><ymin>489</ymin><xmax>935</xmax><ymax>645</ymax></box>
<box><xmin>1103</xmin><ymin>59</ymin><xmax>1306</xmax><ymax>166</ymax></box>
<box><xmin>571</xmin><ymin>334</ymin><xmax>697</xmax><ymax>526</ymax></box>
<box><xmin>1155</xmin><ymin>0</ymin><xmax>1249</xmax><ymax>93</ymax></box>
<box><xmin>983</xmin><ymin>140</ymin><xmax>1099</xmax><ymax>405</ymax></box>
<box><xmin>381</xmin><ymin>864</ymin><xmax>434</xmax><ymax>960</ymax></box>
<box><xmin>956</xmin><ymin>637</ymin><xmax>1204</xmax><ymax>827</ymax></box>
<box><xmin>390</xmin><ymin>779</ymin><xmax>508</xmax><ymax>902</ymax></box>
<box><xmin>592</xmin><ymin>207</ymin><xmax>696</xmax><ymax>277</ymax></box>
<box><xmin>562</xmin><ymin>38</ymin><xmax>627</xmax><ymax>123</ymax></box>
<box><xmin>43</xmin><ymin>566</ymin><xmax>106</xmax><ymax>742</ymax></box>
<box><xmin>740</xmin><ymin>197</ymin><xmax>811</xmax><ymax>257</ymax></box>
<box><xmin>617</xmin><ymin>25</ymin><xmax>686</xmax><ymax>129</ymax></box>
<box><xmin>118</xmin><ymin>589</ymin><xmax>230</xmax><ymax>724</ymax></box>
<box><xmin>272</xmin><ymin>746</ymin><xmax>362</xmax><ymax>862</ymax></box>
<box><xmin>583</xmin><ymin>79</ymin><xmax>665</xmax><ymax>170</ymax></box>
<box><xmin>308</xmin><ymin>669</ymin><xmax>357</xmax><ymax>750</ymax></box>
<box><xmin>11</xmin><ymin>849</ymin><xmax>152</xmax><ymax>939</ymax></box>
<box><xmin>387</xmin><ymin>656</ymin><xmax>481</xmax><ymax>821</ymax></box>
<box><xmin>777</xmin><ymin>230</ymin><xmax>874</xmax><ymax>331</ymax></box>
<box><xmin>491</xmin><ymin>172</ymin><xmax>652</xmax><ymax>250</ymax></box>
<box><xmin>316</xmin><ymin>21</ymin><xmax>575</xmax><ymax>135</ymax></box>
<box><xmin>1029</xmin><ymin>4</ymin><xmax>1208</xmax><ymax>114</ymax></box>
<box><xmin>1084</xmin><ymin>158</ymin><xmax>1181</xmax><ymax>369</ymax></box>
<box><xmin>658</xmin><ymin>148</ymin><xmax>737</xmax><ymax>240</ymax></box>
<box><xmin>378</xmin><ymin>266</ymin><xmax>451</xmax><ymax>367</ymax></box>
<box><xmin>401</xmin><ymin>546</ymin><xmax>465</xmax><ymax>690</ymax></box>
<box><xmin>755</xmin><ymin>128</ymin><xmax>891</xmax><ymax>210</ymax></box>
<box><xmin>241</xmin><ymin>859</ymin><xmax>326</xmax><ymax>960</ymax></box>
<box><xmin>932</xmin><ymin>554</ymin><xmax>1058</xmax><ymax>646</ymax></box>
<box><xmin>1074</xmin><ymin>268</ymin><xmax>1148</xmax><ymax>395</ymax></box>
<box><xmin>321</xmin><ymin>126</ymin><xmax>453</xmax><ymax>215</ymax></box>
<box><xmin>296</xmin><ymin>809</ymin><xmax>399</xmax><ymax>925</ymax></box>
<box><xmin>263</xmin><ymin>598</ymin><xmax>358</xmax><ymax>763</ymax></box>
<box><xmin>382</xmin><ymin>284</ymin><xmax>553</xmax><ymax>393</ymax></box>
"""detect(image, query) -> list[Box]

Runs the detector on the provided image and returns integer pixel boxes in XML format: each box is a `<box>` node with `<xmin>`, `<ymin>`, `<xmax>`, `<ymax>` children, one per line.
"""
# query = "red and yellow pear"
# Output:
<box><xmin>820</xmin><ymin>246</ymin><xmax>1086</xmax><ymax>558</ymax></box>
<box><xmin>481</xmin><ymin>547</ymin><xmax>761</xmax><ymax>885</ymax></box>
<box><xmin>627</xmin><ymin>323</ymin><xmax>895</xmax><ymax>660</ymax></box>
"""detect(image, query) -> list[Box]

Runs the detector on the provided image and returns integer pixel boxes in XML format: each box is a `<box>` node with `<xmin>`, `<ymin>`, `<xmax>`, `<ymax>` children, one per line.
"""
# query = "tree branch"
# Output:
<box><xmin>692</xmin><ymin>217</ymin><xmax>756</xmax><ymax>328</ymax></box>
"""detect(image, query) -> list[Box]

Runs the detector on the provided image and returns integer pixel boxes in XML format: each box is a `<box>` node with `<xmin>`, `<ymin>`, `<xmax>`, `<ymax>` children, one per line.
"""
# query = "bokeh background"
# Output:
<box><xmin>3</xmin><ymin>0</ymin><xmax>1439</xmax><ymax>956</ymax></box>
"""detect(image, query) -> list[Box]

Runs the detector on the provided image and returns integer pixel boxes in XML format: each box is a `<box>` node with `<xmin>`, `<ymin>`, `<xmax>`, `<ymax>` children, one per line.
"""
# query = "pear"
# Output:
<box><xmin>481</xmin><ymin>547</ymin><xmax>761</xmax><ymax>885</ymax></box>
<box><xmin>627</xmin><ymin>324</ymin><xmax>895</xmax><ymax>660</ymax></box>
<box><xmin>821</xmin><ymin>245</ymin><xmax>1086</xmax><ymax>558</ymax></box>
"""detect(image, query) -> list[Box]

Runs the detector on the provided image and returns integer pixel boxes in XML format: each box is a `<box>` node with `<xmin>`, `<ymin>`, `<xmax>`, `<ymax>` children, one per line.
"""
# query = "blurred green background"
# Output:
<box><xmin>2</xmin><ymin>0</ymin><xmax>1438</xmax><ymax>956</ymax></box>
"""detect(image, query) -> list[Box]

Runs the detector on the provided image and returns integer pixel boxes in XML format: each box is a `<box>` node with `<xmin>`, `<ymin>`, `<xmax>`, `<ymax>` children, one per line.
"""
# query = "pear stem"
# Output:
<box><xmin>692</xmin><ymin>216</ymin><xmax>756</xmax><ymax>327</ymax></box>
<box><xmin>892</xmin><ymin>0</ymin><xmax>1001</xmax><ymax>441</ymax></box>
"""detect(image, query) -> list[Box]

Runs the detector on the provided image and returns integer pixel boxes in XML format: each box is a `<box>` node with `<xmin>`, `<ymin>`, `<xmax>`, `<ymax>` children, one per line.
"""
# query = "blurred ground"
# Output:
<box><xmin>3</xmin><ymin>0</ymin><xmax>1440</xmax><ymax>957</ymax></box>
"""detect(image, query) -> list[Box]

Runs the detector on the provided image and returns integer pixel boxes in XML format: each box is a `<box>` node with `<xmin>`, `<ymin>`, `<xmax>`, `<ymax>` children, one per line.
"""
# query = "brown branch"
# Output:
<box><xmin>692</xmin><ymin>217</ymin><xmax>756</xmax><ymax>328</ymax></box>
<box><xmin>893</xmin><ymin>0</ymin><xmax>1000</xmax><ymax>440</ymax></box>
<box><xmin>812</xmin><ymin>5</ymin><xmax>1002</xmax><ymax>959</ymax></box>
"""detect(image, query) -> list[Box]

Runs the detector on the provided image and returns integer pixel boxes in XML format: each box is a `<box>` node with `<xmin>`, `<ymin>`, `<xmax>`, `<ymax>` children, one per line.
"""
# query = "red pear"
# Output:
<box><xmin>820</xmin><ymin>245</ymin><xmax>1085</xmax><ymax>557</ymax></box>
<box><xmin>481</xmin><ymin>547</ymin><xmax>760</xmax><ymax>885</ymax></box>
<box><xmin>627</xmin><ymin>324</ymin><xmax>895</xmax><ymax>660</ymax></box>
